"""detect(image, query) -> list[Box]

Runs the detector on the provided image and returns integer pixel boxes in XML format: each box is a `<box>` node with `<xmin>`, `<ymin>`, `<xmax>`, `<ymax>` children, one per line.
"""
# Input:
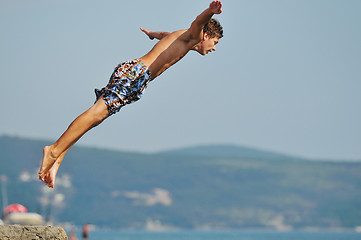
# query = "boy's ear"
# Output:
<box><xmin>203</xmin><ymin>32</ymin><xmax>210</xmax><ymax>41</ymax></box>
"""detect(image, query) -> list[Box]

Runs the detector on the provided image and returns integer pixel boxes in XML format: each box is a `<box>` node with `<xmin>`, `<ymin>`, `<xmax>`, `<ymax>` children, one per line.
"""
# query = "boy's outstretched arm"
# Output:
<box><xmin>187</xmin><ymin>0</ymin><xmax>222</xmax><ymax>41</ymax></box>
<box><xmin>140</xmin><ymin>27</ymin><xmax>170</xmax><ymax>40</ymax></box>
<box><xmin>142</xmin><ymin>1</ymin><xmax>222</xmax><ymax>44</ymax></box>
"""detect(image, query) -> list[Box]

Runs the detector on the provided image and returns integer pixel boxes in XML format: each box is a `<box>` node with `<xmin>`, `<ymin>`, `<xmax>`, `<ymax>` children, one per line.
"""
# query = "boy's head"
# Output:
<box><xmin>196</xmin><ymin>18</ymin><xmax>223</xmax><ymax>55</ymax></box>
<box><xmin>203</xmin><ymin>18</ymin><xmax>223</xmax><ymax>39</ymax></box>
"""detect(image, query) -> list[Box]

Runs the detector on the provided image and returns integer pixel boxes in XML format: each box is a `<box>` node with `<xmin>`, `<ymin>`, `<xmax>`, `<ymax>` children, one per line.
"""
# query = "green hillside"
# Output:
<box><xmin>159</xmin><ymin>144</ymin><xmax>299</xmax><ymax>160</ymax></box>
<box><xmin>1</xmin><ymin>135</ymin><xmax>361</xmax><ymax>230</ymax></box>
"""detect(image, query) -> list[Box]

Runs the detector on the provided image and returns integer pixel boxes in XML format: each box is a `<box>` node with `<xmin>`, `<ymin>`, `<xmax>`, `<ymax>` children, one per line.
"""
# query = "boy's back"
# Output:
<box><xmin>140</xmin><ymin>30</ymin><xmax>192</xmax><ymax>79</ymax></box>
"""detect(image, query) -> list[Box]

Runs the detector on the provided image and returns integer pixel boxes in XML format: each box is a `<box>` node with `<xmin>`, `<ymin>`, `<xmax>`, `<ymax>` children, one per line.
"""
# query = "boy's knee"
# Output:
<box><xmin>94</xmin><ymin>107</ymin><xmax>109</xmax><ymax>122</ymax></box>
<box><xmin>89</xmin><ymin>100</ymin><xmax>109</xmax><ymax>122</ymax></box>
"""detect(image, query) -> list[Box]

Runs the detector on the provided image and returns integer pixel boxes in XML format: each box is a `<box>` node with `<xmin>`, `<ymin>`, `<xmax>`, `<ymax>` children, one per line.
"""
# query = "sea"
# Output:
<box><xmin>72</xmin><ymin>230</ymin><xmax>360</xmax><ymax>240</ymax></box>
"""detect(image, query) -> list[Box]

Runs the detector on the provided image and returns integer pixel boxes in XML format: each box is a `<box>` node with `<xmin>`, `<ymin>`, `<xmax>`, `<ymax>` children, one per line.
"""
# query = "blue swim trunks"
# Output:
<box><xmin>95</xmin><ymin>59</ymin><xmax>151</xmax><ymax>116</ymax></box>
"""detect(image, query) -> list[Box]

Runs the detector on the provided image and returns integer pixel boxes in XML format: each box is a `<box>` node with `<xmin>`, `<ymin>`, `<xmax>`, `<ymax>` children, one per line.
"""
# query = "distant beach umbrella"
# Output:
<box><xmin>3</xmin><ymin>203</ymin><xmax>28</xmax><ymax>213</ymax></box>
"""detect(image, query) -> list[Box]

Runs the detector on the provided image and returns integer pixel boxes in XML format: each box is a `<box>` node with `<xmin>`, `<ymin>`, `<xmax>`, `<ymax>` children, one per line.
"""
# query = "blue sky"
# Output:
<box><xmin>1</xmin><ymin>0</ymin><xmax>360</xmax><ymax>160</ymax></box>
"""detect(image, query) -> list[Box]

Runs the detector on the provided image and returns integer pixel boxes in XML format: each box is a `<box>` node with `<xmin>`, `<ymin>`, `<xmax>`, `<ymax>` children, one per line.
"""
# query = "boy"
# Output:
<box><xmin>39</xmin><ymin>1</ymin><xmax>223</xmax><ymax>188</ymax></box>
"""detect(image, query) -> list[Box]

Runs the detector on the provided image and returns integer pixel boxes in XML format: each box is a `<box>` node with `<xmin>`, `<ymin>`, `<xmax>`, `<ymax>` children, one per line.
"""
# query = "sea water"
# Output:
<box><xmin>73</xmin><ymin>230</ymin><xmax>360</xmax><ymax>240</ymax></box>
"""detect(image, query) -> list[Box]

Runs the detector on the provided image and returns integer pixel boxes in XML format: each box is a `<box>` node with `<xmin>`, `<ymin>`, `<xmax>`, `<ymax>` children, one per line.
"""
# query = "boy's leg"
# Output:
<box><xmin>39</xmin><ymin>98</ymin><xmax>109</xmax><ymax>186</ymax></box>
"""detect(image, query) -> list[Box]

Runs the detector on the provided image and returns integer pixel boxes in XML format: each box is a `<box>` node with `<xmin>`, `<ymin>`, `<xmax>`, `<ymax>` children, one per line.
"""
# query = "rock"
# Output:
<box><xmin>0</xmin><ymin>225</ymin><xmax>68</xmax><ymax>240</ymax></box>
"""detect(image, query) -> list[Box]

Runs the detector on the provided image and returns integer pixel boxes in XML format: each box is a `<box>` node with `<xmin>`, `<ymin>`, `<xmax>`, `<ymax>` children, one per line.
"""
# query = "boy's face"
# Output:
<box><xmin>196</xmin><ymin>33</ymin><xmax>220</xmax><ymax>55</ymax></box>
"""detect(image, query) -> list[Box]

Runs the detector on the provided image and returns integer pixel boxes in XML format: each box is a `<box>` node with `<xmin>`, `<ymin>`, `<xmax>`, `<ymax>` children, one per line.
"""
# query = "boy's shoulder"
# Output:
<box><xmin>163</xmin><ymin>29</ymin><xmax>189</xmax><ymax>41</ymax></box>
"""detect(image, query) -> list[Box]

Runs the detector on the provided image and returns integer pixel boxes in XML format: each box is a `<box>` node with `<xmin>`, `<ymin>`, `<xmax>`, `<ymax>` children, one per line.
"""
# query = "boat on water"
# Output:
<box><xmin>4</xmin><ymin>212</ymin><xmax>44</xmax><ymax>225</ymax></box>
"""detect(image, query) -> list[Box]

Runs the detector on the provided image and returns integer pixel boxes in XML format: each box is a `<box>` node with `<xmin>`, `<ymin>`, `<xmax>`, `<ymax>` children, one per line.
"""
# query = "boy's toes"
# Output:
<box><xmin>39</xmin><ymin>173</ymin><xmax>45</xmax><ymax>181</ymax></box>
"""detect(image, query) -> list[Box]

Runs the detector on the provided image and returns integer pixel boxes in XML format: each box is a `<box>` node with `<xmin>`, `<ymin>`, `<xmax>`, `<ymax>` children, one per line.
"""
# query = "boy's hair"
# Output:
<box><xmin>203</xmin><ymin>18</ymin><xmax>223</xmax><ymax>39</ymax></box>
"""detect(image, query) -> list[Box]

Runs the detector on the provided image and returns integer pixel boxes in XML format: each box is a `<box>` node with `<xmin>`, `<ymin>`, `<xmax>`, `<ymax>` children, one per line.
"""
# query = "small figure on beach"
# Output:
<box><xmin>82</xmin><ymin>224</ymin><xmax>90</xmax><ymax>240</ymax></box>
<box><xmin>69</xmin><ymin>229</ymin><xmax>78</xmax><ymax>240</ymax></box>
<box><xmin>39</xmin><ymin>1</ymin><xmax>223</xmax><ymax>188</ymax></box>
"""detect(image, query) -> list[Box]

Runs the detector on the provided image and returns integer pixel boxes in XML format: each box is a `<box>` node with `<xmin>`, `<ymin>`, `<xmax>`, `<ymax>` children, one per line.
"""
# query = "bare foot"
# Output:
<box><xmin>40</xmin><ymin>148</ymin><xmax>68</xmax><ymax>188</ymax></box>
<box><xmin>39</xmin><ymin>146</ymin><xmax>57</xmax><ymax>182</ymax></box>
<box><xmin>42</xmin><ymin>160</ymin><xmax>61</xmax><ymax>188</ymax></box>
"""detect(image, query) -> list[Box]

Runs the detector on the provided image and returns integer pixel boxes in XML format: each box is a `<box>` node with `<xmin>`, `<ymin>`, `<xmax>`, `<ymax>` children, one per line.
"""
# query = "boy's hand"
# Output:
<box><xmin>209</xmin><ymin>0</ymin><xmax>222</xmax><ymax>14</ymax></box>
<box><xmin>140</xmin><ymin>27</ymin><xmax>154</xmax><ymax>40</ymax></box>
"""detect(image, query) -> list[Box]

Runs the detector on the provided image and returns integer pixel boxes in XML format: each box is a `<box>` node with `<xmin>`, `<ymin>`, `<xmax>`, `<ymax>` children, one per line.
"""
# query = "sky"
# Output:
<box><xmin>1</xmin><ymin>0</ymin><xmax>360</xmax><ymax>160</ymax></box>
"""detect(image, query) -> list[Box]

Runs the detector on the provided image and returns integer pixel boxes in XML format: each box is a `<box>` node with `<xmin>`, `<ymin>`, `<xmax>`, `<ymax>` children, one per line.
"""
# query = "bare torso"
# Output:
<box><xmin>139</xmin><ymin>29</ymin><xmax>197</xmax><ymax>79</ymax></box>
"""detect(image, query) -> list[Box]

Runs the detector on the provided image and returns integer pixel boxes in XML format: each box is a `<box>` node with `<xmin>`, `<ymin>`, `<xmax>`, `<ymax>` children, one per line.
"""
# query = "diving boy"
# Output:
<box><xmin>39</xmin><ymin>1</ymin><xmax>223</xmax><ymax>188</ymax></box>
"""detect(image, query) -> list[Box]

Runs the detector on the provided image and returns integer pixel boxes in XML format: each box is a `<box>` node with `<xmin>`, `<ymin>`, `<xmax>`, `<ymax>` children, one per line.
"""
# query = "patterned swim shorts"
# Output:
<box><xmin>95</xmin><ymin>59</ymin><xmax>151</xmax><ymax>116</ymax></box>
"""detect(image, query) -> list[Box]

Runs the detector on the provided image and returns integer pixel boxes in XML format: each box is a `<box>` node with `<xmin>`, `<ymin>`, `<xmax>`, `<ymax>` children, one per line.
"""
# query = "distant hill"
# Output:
<box><xmin>158</xmin><ymin>144</ymin><xmax>301</xmax><ymax>160</ymax></box>
<box><xmin>1</xmin><ymin>135</ymin><xmax>361</xmax><ymax>230</ymax></box>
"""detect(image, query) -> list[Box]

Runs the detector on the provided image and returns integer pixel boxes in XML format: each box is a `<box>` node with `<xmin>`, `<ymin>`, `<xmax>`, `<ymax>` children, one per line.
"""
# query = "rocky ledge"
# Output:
<box><xmin>0</xmin><ymin>225</ymin><xmax>68</xmax><ymax>240</ymax></box>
